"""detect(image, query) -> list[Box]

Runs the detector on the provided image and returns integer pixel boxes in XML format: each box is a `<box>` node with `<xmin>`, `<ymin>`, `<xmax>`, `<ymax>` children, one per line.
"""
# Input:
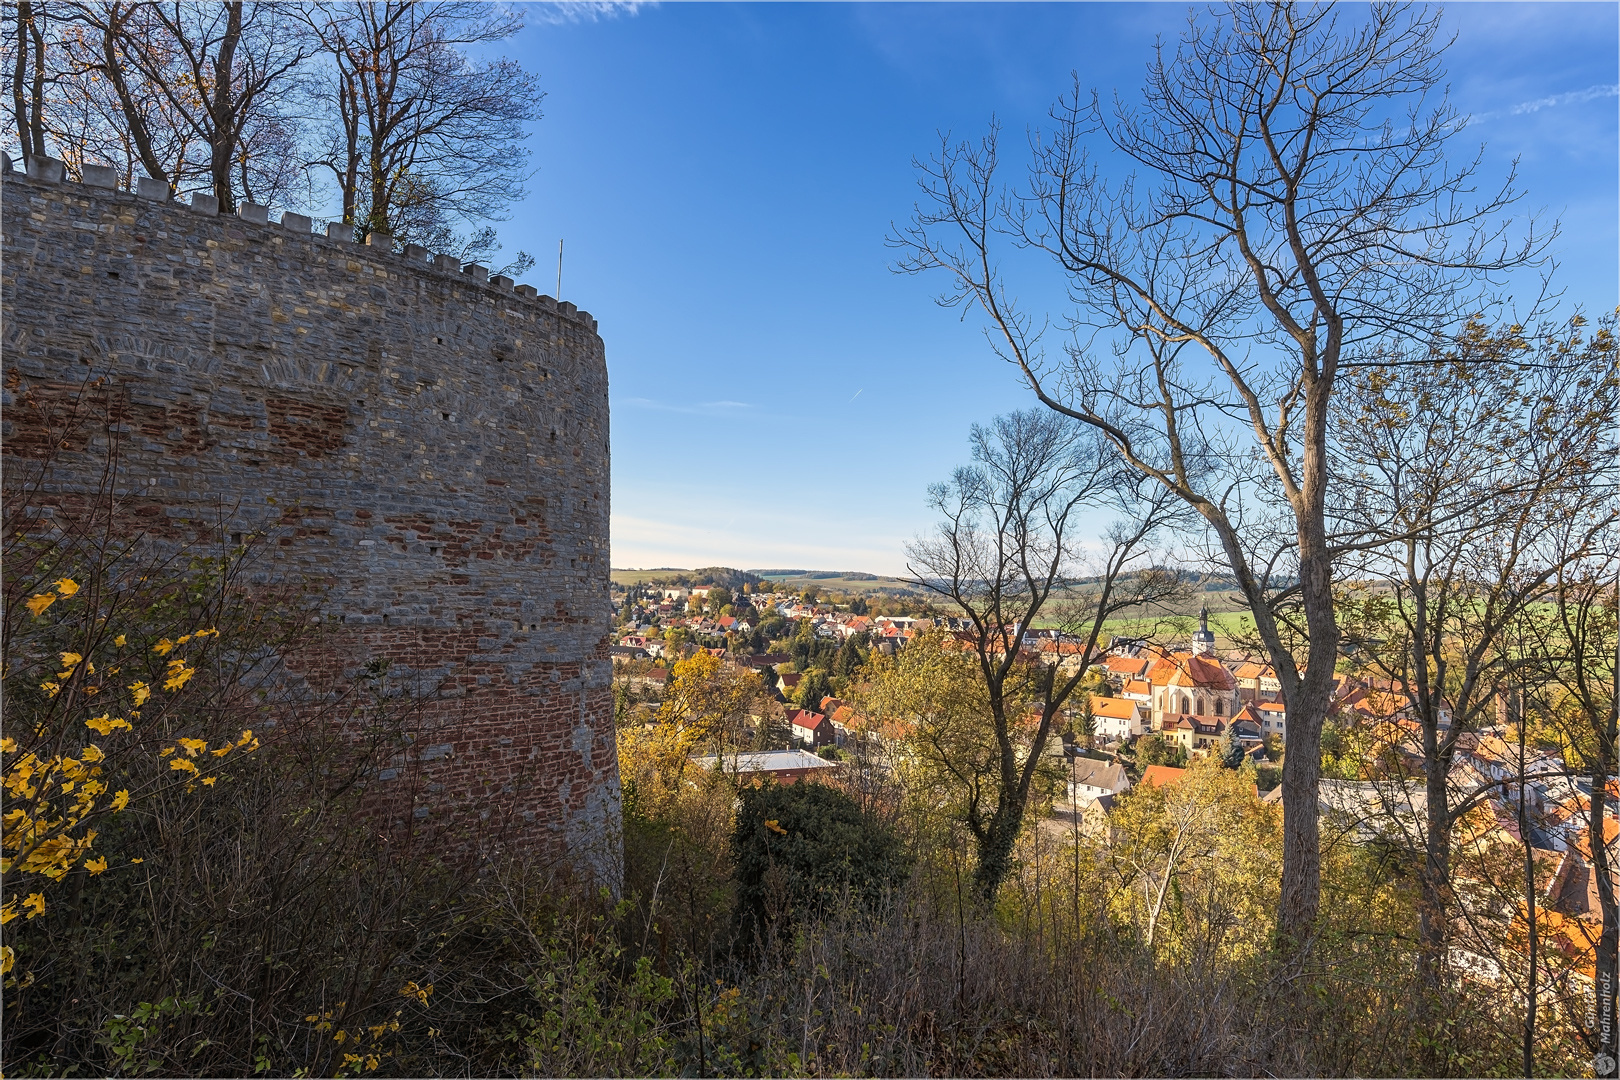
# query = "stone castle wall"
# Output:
<box><xmin>1</xmin><ymin>163</ymin><xmax>619</xmax><ymax>880</ymax></box>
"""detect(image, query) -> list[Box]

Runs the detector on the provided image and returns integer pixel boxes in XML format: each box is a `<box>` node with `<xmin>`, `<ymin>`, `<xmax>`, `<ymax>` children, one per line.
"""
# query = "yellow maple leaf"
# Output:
<box><xmin>163</xmin><ymin>661</ymin><xmax>195</xmax><ymax>691</ymax></box>
<box><xmin>169</xmin><ymin>758</ymin><xmax>198</xmax><ymax>775</ymax></box>
<box><xmin>114</xmin><ymin>634</ymin><xmax>127</xmax><ymax>647</ymax></box>
<box><xmin>22</xmin><ymin>893</ymin><xmax>45</xmax><ymax>919</ymax></box>
<box><xmin>84</xmin><ymin>856</ymin><xmax>109</xmax><ymax>875</ymax></box>
<box><xmin>177</xmin><ymin>737</ymin><xmax>208</xmax><ymax>757</ymax></box>
<box><xmin>152</xmin><ymin>638</ymin><xmax>176</xmax><ymax>656</ymax></box>
<box><xmin>85</xmin><ymin>714</ymin><xmax>132</xmax><ymax>736</ymax></box>
<box><xmin>25</xmin><ymin>593</ymin><xmax>56</xmax><ymax>617</ymax></box>
<box><xmin>111</xmin><ymin>789</ymin><xmax>130</xmax><ymax>812</ymax></box>
<box><xmin>53</xmin><ymin>578</ymin><xmax>79</xmax><ymax>596</ymax></box>
<box><xmin>129</xmin><ymin>681</ymin><xmax>151</xmax><ymax>706</ymax></box>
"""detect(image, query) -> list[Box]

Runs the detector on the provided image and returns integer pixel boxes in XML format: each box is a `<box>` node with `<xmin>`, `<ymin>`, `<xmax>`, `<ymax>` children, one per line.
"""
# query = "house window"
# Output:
<box><xmin>1214</xmin><ymin>700</ymin><xmax>1223</xmax><ymax>717</ymax></box>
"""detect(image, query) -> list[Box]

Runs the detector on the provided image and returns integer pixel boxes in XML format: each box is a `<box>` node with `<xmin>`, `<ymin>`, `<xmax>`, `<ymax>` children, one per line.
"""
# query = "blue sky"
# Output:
<box><xmin>494</xmin><ymin>2</ymin><xmax>1618</xmax><ymax>575</ymax></box>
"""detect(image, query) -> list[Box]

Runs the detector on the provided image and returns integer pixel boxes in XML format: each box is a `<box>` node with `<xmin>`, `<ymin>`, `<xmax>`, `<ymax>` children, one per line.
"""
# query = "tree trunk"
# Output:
<box><xmin>1418</xmin><ymin>749</ymin><xmax>1453</xmax><ymax>988</ymax></box>
<box><xmin>971</xmin><ymin>801</ymin><xmax>1023</xmax><ymax>903</ymax></box>
<box><xmin>207</xmin><ymin>3</ymin><xmax>244</xmax><ymax>213</ymax></box>
<box><xmin>12</xmin><ymin>0</ymin><xmax>47</xmax><ymax>158</ymax></box>
<box><xmin>1592</xmin><ymin>738</ymin><xmax>1618</xmax><ymax>1079</ymax></box>
<box><xmin>100</xmin><ymin>10</ymin><xmax>169</xmax><ymax>187</ymax></box>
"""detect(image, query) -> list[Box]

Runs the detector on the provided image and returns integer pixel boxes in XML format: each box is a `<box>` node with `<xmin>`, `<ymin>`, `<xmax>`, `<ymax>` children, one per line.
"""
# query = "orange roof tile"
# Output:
<box><xmin>1141</xmin><ymin>764</ymin><xmax>1189</xmax><ymax>788</ymax></box>
<box><xmin>1089</xmin><ymin>698</ymin><xmax>1140</xmax><ymax>720</ymax></box>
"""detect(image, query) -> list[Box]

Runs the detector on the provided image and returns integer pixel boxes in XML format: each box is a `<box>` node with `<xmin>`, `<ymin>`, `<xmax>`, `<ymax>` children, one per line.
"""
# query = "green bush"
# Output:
<box><xmin>731</xmin><ymin>782</ymin><xmax>909</xmax><ymax>941</ymax></box>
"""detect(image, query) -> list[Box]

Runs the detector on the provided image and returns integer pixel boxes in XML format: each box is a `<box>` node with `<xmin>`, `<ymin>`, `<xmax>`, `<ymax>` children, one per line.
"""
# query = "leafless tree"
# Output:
<box><xmin>299</xmin><ymin>1</ymin><xmax>541</xmax><ymax>259</ymax></box>
<box><xmin>891</xmin><ymin>2</ymin><xmax>1547</xmax><ymax>942</ymax></box>
<box><xmin>1332</xmin><ymin>315</ymin><xmax>1618</xmax><ymax>996</ymax></box>
<box><xmin>907</xmin><ymin>408</ymin><xmax>1189</xmax><ymax>900</ymax></box>
<box><xmin>56</xmin><ymin>2</ymin><xmax>307</xmax><ymax>209</ymax></box>
<box><xmin>8</xmin><ymin>0</ymin><xmax>47</xmax><ymax>158</ymax></box>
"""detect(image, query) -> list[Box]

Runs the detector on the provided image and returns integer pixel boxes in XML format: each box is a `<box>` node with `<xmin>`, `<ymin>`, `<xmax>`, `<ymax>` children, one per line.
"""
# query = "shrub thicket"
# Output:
<box><xmin>731</xmin><ymin>781</ymin><xmax>909</xmax><ymax>942</ymax></box>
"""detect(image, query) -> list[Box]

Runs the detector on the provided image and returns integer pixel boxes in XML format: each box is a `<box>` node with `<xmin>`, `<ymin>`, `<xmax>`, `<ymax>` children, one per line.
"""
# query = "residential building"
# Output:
<box><xmin>1089</xmin><ymin>696</ymin><xmax>1147</xmax><ymax>742</ymax></box>
<box><xmin>788</xmin><ymin>708</ymin><xmax>834</xmax><ymax>749</ymax></box>
<box><xmin>1067</xmin><ymin>755</ymin><xmax>1132</xmax><ymax>804</ymax></box>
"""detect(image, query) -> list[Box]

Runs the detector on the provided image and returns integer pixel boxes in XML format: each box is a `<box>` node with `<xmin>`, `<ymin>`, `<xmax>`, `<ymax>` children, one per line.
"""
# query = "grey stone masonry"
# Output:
<box><xmin>1</xmin><ymin>168</ymin><xmax>620</xmax><ymax>884</ymax></box>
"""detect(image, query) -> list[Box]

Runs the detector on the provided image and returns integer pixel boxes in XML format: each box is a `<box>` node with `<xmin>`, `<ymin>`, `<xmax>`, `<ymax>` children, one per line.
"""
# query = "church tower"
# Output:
<box><xmin>1193</xmin><ymin>604</ymin><xmax>1216</xmax><ymax>656</ymax></box>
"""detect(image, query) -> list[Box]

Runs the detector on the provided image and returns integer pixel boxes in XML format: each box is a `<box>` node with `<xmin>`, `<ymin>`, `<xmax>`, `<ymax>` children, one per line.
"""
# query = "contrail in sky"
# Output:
<box><xmin>849</xmin><ymin>389</ymin><xmax>863</xmax><ymax>403</ymax></box>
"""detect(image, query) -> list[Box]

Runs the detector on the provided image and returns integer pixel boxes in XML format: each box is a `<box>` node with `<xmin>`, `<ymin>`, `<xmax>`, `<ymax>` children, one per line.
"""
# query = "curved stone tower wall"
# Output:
<box><xmin>1</xmin><ymin>166</ymin><xmax>619</xmax><ymax>879</ymax></box>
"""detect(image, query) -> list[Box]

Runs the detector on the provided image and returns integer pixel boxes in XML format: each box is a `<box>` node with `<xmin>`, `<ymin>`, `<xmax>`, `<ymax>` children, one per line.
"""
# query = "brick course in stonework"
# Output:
<box><xmin>1</xmin><ymin>166</ymin><xmax>620</xmax><ymax>883</ymax></box>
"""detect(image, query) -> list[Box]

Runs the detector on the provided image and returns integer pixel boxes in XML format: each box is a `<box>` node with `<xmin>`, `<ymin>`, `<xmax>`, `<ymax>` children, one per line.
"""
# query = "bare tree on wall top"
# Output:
<box><xmin>300</xmin><ymin>1</ymin><xmax>541</xmax><ymax>264</ymax></box>
<box><xmin>892</xmin><ymin>3</ymin><xmax>1548</xmax><ymax>942</ymax></box>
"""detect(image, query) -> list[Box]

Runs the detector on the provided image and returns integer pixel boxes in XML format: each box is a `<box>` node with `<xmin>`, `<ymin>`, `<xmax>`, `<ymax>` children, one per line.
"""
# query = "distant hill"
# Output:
<box><xmin>611</xmin><ymin>566</ymin><xmax>923</xmax><ymax>596</ymax></box>
<box><xmin>610</xmin><ymin>566</ymin><xmax>765</xmax><ymax>590</ymax></box>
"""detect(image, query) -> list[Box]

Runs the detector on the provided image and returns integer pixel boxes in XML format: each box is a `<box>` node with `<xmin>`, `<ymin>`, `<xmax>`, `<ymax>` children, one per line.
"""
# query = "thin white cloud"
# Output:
<box><xmin>1467</xmin><ymin>83</ymin><xmax>1619</xmax><ymax>124</ymax></box>
<box><xmin>619</xmin><ymin>396</ymin><xmax>753</xmax><ymax>416</ymax></box>
<box><xmin>528</xmin><ymin>2</ymin><xmax>651</xmax><ymax>27</ymax></box>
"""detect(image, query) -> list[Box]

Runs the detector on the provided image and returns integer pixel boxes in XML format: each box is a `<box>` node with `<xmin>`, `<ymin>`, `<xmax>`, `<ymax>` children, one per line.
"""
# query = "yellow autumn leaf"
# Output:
<box><xmin>177</xmin><ymin>737</ymin><xmax>208</xmax><ymax>757</ymax></box>
<box><xmin>1</xmin><ymin>737</ymin><xmax>16</xmax><ymax>754</ymax></box>
<box><xmin>153</xmin><ymin>638</ymin><xmax>176</xmax><ymax>656</ymax></box>
<box><xmin>114</xmin><ymin>634</ymin><xmax>127</xmax><ymax>647</ymax></box>
<box><xmin>80</xmin><ymin>745</ymin><xmax>105</xmax><ymax>764</ymax></box>
<box><xmin>53</xmin><ymin>578</ymin><xmax>79</xmax><ymax>596</ymax></box>
<box><xmin>111</xmin><ymin>789</ymin><xmax>130</xmax><ymax>812</ymax></box>
<box><xmin>85</xmin><ymin>714</ymin><xmax>132</xmax><ymax>736</ymax></box>
<box><xmin>84</xmin><ymin>856</ymin><xmax>109</xmax><ymax>875</ymax></box>
<box><xmin>169</xmin><ymin>758</ymin><xmax>198</xmax><ymax>775</ymax></box>
<box><xmin>163</xmin><ymin>661</ymin><xmax>195</xmax><ymax>691</ymax></box>
<box><xmin>23</xmin><ymin>893</ymin><xmax>45</xmax><ymax>919</ymax></box>
<box><xmin>58</xmin><ymin>651</ymin><xmax>83</xmax><ymax>669</ymax></box>
<box><xmin>129</xmin><ymin>681</ymin><xmax>151</xmax><ymax>706</ymax></box>
<box><xmin>0</xmin><ymin>900</ymin><xmax>17</xmax><ymax>925</ymax></box>
<box><xmin>25</xmin><ymin>593</ymin><xmax>56</xmax><ymax>617</ymax></box>
<box><xmin>201</xmin><ymin>776</ymin><xmax>217</xmax><ymax>787</ymax></box>
<box><xmin>39</xmin><ymin>681</ymin><xmax>61</xmax><ymax>698</ymax></box>
<box><xmin>1</xmin><ymin>945</ymin><xmax>13</xmax><ymax>974</ymax></box>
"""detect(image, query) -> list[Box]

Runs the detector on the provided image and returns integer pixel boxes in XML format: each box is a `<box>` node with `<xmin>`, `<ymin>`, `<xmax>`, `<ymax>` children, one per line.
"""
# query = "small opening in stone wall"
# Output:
<box><xmin>434</xmin><ymin>336</ymin><xmax>443</xmax><ymax>344</ymax></box>
<box><xmin>107</xmin><ymin>271</ymin><xmax>120</xmax><ymax>279</ymax></box>
<box><xmin>230</xmin><ymin>532</ymin><xmax>242</xmax><ymax>545</ymax></box>
<box><xmin>550</xmin><ymin>430</ymin><xmax>557</xmax><ymax>442</ymax></box>
<box><xmin>441</xmin><ymin>412</ymin><xmax>450</xmax><ymax>421</ymax></box>
<box><xmin>429</xmin><ymin>546</ymin><xmax>440</xmax><ymax>556</ymax></box>
<box><xmin>382</xmin><ymin>614</ymin><xmax>390</xmax><ymax>626</ymax></box>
